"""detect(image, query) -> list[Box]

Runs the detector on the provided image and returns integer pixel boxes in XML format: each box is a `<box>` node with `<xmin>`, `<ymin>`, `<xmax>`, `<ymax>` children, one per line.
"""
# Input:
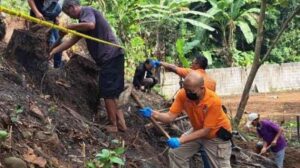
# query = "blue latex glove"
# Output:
<box><xmin>139</xmin><ymin>107</ymin><xmax>153</xmax><ymax>118</ymax></box>
<box><xmin>150</xmin><ymin>60</ymin><xmax>161</xmax><ymax>68</ymax></box>
<box><xmin>167</xmin><ymin>137</ymin><xmax>181</xmax><ymax>149</ymax></box>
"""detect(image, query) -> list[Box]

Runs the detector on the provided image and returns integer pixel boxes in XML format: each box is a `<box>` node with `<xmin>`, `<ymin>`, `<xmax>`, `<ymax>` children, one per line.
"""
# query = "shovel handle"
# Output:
<box><xmin>259</xmin><ymin>144</ymin><xmax>272</xmax><ymax>155</ymax></box>
<box><xmin>131</xmin><ymin>91</ymin><xmax>171</xmax><ymax>139</ymax></box>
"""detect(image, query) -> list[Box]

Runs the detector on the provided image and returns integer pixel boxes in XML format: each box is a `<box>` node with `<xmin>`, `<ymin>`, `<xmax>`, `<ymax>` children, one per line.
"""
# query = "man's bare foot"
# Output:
<box><xmin>117</xmin><ymin>118</ymin><xmax>127</xmax><ymax>132</ymax></box>
<box><xmin>104</xmin><ymin>125</ymin><xmax>118</xmax><ymax>133</ymax></box>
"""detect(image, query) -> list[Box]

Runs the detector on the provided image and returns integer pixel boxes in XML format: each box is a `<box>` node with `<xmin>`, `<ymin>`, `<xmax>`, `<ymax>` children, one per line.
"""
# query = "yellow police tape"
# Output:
<box><xmin>0</xmin><ymin>6</ymin><xmax>124</xmax><ymax>49</ymax></box>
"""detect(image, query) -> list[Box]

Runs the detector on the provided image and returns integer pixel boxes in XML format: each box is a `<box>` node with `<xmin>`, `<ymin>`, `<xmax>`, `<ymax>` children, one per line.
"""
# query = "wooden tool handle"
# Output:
<box><xmin>131</xmin><ymin>91</ymin><xmax>171</xmax><ymax>139</ymax></box>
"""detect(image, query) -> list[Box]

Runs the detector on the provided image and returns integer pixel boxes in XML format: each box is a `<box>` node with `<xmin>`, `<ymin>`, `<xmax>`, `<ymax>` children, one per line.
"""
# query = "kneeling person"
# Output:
<box><xmin>139</xmin><ymin>72</ymin><xmax>232</xmax><ymax>168</ymax></box>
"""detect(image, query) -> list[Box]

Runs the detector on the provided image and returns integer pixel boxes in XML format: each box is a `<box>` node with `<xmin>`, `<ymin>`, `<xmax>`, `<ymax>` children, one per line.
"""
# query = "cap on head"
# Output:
<box><xmin>246</xmin><ymin>112</ymin><xmax>259</xmax><ymax>128</ymax></box>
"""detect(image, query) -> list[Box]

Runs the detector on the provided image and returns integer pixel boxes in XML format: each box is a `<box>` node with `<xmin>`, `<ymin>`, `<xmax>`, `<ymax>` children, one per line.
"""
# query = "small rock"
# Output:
<box><xmin>0</xmin><ymin>93</ymin><xmax>14</xmax><ymax>102</ymax></box>
<box><xmin>29</xmin><ymin>101</ymin><xmax>45</xmax><ymax>121</ymax></box>
<box><xmin>35</xmin><ymin>131</ymin><xmax>47</xmax><ymax>141</ymax></box>
<box><xmin>35</xmin><ymin>131</ymin><xmax>61</xmax><ymax>147</ymax></box>
<box><xmin>4</xmin><ymin>157</ymin><xmax>27</xmax><ymax>168</ymax></box>
<box><xmin>21</xmin><ymin>130</ymin><xmax>33</xmax><ymax>139</ymax></box>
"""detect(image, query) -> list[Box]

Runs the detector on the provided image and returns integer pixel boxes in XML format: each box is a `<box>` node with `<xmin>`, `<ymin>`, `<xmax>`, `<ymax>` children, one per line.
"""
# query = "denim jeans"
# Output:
<box><xmin>274</xmin><ymin>148</ymin><xmax>285</xmax><ymax>168</ymax></box>
<box><xmin>49</xmin><ymin>28</ymin><xmax>62</xmax><ymax>68</ymax></box>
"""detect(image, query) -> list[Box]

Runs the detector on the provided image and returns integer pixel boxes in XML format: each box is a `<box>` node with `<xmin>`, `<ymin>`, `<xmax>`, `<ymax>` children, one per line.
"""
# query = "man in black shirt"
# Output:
<box><xmin>133</xmin><ymin>59</ymin><xmax>158</xmax><ymax>92</ymax></box>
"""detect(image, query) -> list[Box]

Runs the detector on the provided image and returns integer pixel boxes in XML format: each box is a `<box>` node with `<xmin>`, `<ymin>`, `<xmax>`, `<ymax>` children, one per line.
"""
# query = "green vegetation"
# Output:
<box><xmin>10</xmin><ymin>105</ymin><xmax>24</xmax><ymax>123</ymax></box>
<box><xmin>87</xmin><ymin>139</ymin><xmax>125</xmax><ymax>168</ymax></box>
<box><xmin>1</xmin><ymin>0</ymin><xmax>299</xmax><ymax>69</ymax></box>
<box><xmin>0</xmin><ymin>130</ymin><xmax>8</xmax><ymax>141</ymax></box>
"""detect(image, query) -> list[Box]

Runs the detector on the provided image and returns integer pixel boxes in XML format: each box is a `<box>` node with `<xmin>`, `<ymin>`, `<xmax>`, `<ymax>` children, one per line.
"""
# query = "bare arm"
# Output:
<box><xmin>49</xmin><ymin>36</ymin><xmax>81</xmax><ymax>58</ymax></box>
<box><xmin>152</xmin><ymin>111</ymin><xmax>178</xmax><ymax>123</ymax></box>
<box><xmin>67</xmin><ymin>23</ymin><xmax>96</xmax><ymax>32</ymax></box>
<box><xmin>27</xmin><ymin>0</ymin><xmax>44</xmax><ymax>19</ymax></box>
<box><xmin>160</xmin><ymin>62</ymin><xmax>179</xmax><ymax>73</ymax></box>
<box><xmin>260</xmin><ymin>141</ymin><xmax>269</xmax><ymax>154</ymax></box>
<box><xmin>180</xmin><ymin>128</ymin><xmax>210</xmax><ymax>144</ymax></box>
<box><xmin>272</xmin><ymin>127</ymin><xmax>283</xmax><ymax>144</ymax></box>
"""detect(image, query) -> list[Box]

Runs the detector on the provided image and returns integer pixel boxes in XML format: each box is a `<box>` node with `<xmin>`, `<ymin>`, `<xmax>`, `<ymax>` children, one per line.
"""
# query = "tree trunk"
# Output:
<box><xmin>234</xmin><ymin>3</ymin><xmax>300</xmax><ymax>125</ymax></box>
<box><xmin>234</xmin><ymin>0</ymin><xmax>267</xmax><ymax>125</ymax></box>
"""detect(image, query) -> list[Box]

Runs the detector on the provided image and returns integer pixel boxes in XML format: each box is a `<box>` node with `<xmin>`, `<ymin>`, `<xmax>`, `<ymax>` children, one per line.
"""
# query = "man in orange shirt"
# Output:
<box><xmin>157</xmin><ymin>53</ymin><xmax>216</xmax><ymax>91</ymax></box>
<box><xmin>139</xmin><ymin>72</ymin><xmax>232</xmax><ymax>168</ymax></box>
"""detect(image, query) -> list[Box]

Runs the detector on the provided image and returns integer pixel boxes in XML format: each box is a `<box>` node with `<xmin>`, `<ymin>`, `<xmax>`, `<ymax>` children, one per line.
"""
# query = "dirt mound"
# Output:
<box><xmin>6</xmin><ymin>29</ymin><xmax>100</xmax><ymax>120</ymax></box>
<box><xmin>0</xmin><ymin>29</ymin><xmax>168</xmax><ymax>167</ymax></box>
<box><xmin>42</xmin><ymin>54</ymin><xmax>99</xmax><ymax>120</ymax></box>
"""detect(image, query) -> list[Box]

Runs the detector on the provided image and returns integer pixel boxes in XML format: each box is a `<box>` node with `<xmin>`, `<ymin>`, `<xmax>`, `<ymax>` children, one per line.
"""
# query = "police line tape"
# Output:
<box><xmin>0</xmin><ymin>5</ymin><xmax>125</xmax><ymax>49</ymax></box>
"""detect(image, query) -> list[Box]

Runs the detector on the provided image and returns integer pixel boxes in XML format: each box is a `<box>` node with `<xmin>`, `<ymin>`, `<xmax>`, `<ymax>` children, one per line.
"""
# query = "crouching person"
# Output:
<box><xmin>133</xmin><ymin>59</ymin><xmax>159</xmax><ymax>92</ymax></box>
<box><xmin>139</xmin><ymin>72</ymin><xmax>232</xmax><ymax>168</ymax></box>
<box><xmin>246</xmin><ymin>113</ymin><xmax>287</xmax><ymax>168</ymax></box>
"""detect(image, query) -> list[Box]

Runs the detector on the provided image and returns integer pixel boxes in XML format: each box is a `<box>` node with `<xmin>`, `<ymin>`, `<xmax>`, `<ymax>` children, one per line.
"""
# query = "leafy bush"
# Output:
<box><xmin>233</xmin><ymin>50</ymin><xmax>254</xmax><ymax>67</ymax></box>
<box><xmin>1</xmin><ymin>0</ymin><xmax>29</xmax><ymax>12</ymax></box>
<box><xmin>0</xmin><ymin>130</ymin><xmax>8</xmax><ymax>141</ymax></box>
<box><xmin>87</xmin><ymin>147</ymin><xmax>125</xmax><ymax>168</ymax></box>
<box><xmin>125</xmin><ymin>36</ymin><xmax>148</xmax><ymax>77</ymax></box>
<box><xmin>268</xmin><ymin>29</ymin><xmax>300</xmax><ymax>63</ymax></box>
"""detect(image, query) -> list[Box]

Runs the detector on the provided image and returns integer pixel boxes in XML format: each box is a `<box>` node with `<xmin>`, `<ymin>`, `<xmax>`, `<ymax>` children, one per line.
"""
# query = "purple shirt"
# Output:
<box><xmin>257</xmin><ymin>120</ymin><xmax>287</xmax><ymax>152</ymax></box>
<box><xmin>79</xmin><ymin>7</ymin><xmax>124</xmax><ymax>65</ymax></box>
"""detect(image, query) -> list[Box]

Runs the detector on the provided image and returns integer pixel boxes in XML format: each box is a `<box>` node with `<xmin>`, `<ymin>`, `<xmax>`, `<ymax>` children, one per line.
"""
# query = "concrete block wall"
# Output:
<box><xmin>160</xmin><ymin>62</ymin><xmax>300</xmax><ymax>99</ymax></box>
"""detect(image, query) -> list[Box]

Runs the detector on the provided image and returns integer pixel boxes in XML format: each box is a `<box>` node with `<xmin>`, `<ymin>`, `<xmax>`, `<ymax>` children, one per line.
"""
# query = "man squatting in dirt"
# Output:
<box><xmin>49</xmin><ymin>0</ymin><xmax>127</xmax><ymax>132</ymax></box>
<box><xmin>28</xmin><ymin>0</ymin><xmax>63</xmax><ymax>68</ymax></box>
<box><xmin>246</xmin><ymin>113</ymin><xmax>287</xmax><ymax>168</ymax></box>
<box><xmin>133</xmin><ymin>59</ymin><xmax>159</xmax><ymax>92</ymax></box>
<box><xmin>139</xmin><ymin>72</ymin><xmax>232</xmax><ymax>168</ymax></box>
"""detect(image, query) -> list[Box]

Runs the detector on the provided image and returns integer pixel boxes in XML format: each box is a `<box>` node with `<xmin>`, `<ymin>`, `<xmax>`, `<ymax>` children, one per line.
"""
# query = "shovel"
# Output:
<box><xmin>131</xmin><ymin>91</ymin><xmax>171</xmax><ymax>139</ymax></box>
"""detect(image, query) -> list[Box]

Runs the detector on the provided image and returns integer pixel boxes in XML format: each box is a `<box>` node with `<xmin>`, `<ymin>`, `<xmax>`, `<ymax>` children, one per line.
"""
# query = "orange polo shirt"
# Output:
<box><xmin>170</xmin><ymin>88</ymin><xmax>232</xmax><ymax>139</ymax></box>
<box><xmin>176</xmin><ymin>68</ymin><xmax>216</xmax><ymax>92</ymax></box>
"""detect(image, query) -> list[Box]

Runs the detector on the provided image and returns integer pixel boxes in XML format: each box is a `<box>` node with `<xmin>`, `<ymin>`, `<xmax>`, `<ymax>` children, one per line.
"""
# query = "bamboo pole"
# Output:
<box><xmin>0</xmin><ymin>6</ymin><xmax>125</xmax><ymax>49</ymax></box>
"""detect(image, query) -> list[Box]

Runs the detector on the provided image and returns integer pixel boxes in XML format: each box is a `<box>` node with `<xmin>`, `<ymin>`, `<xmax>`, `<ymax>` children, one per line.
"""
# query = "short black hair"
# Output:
<box><xmin>194</xmin><ymin>53</ymin><xmax>208</xmax><ymax>70</ymax></box>
<box><xmin>62</xmin><ymin>0</ymin><xmax>80</xmax><ymax>11</ymax></box>
<box><xmin>144</xmin><ymin>59</ymin><xmax>152</xmax><ymax>65</ymax></box>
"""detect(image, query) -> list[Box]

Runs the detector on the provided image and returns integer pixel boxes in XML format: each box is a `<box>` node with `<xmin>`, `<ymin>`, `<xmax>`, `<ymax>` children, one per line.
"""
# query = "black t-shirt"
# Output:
<box><xmin>133</xmin><ymin>63</ymin><xmax>153</xmax><ymax>88</ymax></box>
<box><xmin>79</xmin><ymin>7</ymin><xmax>124</xmax><ymax>65</ymax></box>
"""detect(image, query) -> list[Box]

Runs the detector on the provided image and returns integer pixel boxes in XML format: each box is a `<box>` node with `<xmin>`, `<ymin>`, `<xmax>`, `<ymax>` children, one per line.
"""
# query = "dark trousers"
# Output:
<box><xmin>49</xmin><ymin>28</ymin><xmax>62</xmax><ymax>68</ymax></box>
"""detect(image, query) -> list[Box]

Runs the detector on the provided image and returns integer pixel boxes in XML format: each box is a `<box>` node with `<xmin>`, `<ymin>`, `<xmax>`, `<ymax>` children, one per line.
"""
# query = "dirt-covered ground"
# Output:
<box><xmin>0</xmin><ymin>58</ymin><xmax>169</xmax><ymax>167</ymax></box>
<box><xmin>222</xmin><ymin>91</ymin><xmax>300</xmax><ymax>122</ymax></box>
<box><xmin>0</xmin><ymin>29</ymin><xmax>169</xmax><ymax>167</ymax></box>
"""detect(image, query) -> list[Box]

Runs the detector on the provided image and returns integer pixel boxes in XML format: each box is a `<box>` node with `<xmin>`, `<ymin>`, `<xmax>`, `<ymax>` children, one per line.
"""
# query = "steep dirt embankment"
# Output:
<box><xmin>0</xmin><ymin>29</ymin><xmax>168</xmax><ymax>168</ymax></box>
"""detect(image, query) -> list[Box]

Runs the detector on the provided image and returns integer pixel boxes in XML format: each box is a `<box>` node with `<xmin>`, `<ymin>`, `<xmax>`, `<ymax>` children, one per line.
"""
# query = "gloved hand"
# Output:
<box><xmin>139</xmin><ymin>107</ymin><xmax>153</xmax><ymax>118</ymax></box>
<box><xmin>150</xmin><ymin>60</ymin><xmax>161</xmax><ymax>68</ymax></box>
<box><xmin>167</xmin><ymin>137</ymin><xmax>181</xmax><ymax>149</ymax></box>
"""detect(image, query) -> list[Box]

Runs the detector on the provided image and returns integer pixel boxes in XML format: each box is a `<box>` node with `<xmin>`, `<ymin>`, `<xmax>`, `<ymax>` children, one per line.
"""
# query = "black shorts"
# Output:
<box><xmin>99</xmin><ymin>55</ymin><xmax>124</xmax><ymax>99</ymax></box>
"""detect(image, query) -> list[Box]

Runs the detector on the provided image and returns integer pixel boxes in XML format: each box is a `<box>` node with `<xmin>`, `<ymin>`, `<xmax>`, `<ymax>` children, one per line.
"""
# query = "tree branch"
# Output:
<box><xmin>234</xmin><ymin>0</ymin><xmax>267</xmax><ymax>125</ymax></box>
<box><xmin>260</xmin><ymin>5</ymin><xmax>300</xmax><ymax>64</ymax></box>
